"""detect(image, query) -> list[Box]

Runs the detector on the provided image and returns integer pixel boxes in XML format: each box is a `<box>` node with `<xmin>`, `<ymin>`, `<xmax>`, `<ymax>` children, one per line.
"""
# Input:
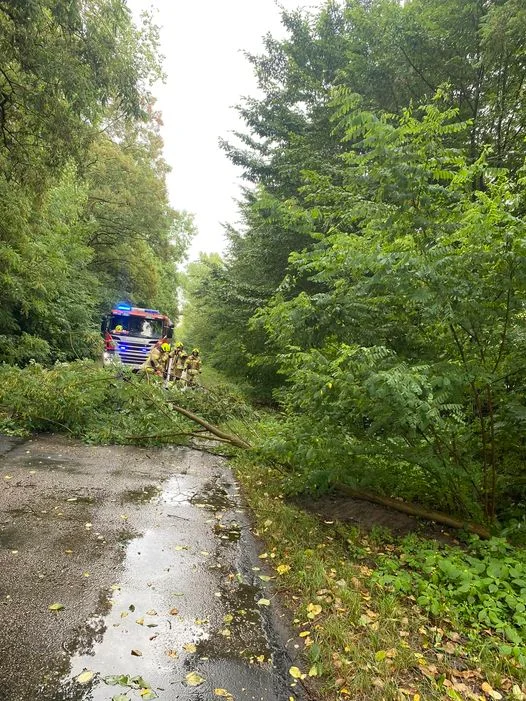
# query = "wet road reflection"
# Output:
<box><xmin>50</xmin><ymin>473</ymin><xmax>296</xmax><ymax>701</ymax></box>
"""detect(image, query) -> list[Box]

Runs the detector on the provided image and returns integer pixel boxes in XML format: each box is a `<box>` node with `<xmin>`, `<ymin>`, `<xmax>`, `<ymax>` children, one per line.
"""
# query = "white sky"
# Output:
<box><xmin>126</xmin><ymin>0</ymin><xmax>321</xmax><ymax>260</ymax></box>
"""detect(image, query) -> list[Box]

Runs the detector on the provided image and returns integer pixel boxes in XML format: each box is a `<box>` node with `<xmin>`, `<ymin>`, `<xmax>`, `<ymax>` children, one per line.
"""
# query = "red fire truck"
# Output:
<box><xmin>101</xmin><ymin>304</ymin><xmax>174</xmax><ymax>369</ymax></box>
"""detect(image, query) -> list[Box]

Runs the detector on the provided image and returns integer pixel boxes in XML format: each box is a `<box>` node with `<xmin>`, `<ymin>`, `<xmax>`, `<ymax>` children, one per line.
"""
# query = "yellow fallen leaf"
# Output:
<box><xmin>306</xmin><ymin>603</ymin><xmax>322</xmax><ymax>619</ymax></box>
<box><xmin>185</xmin><ymin>671</ymin><xmax>205</xmax><ymax>687</ymax></box>
<box><xmin>136</xmin><ymin>617</ymin><xmax>144</xmax><ymax>625</ymax></box>
<box><xmin>183</xmin><ymin>642</ymin><xmax>197</xmax><ymax>653</ymax></box>
<box><xmin>512</xmin><ymin>685</ymin><xmax>525</xmax><ymax>701</ymax></box>
<box><xmin>214</xmin><ymin>689</ymin><xmax>233</xmax><ymax>698</ymax></box>
<box><xmin>76</xmin><ymin>670</ymin><xmax>94</xmax><ymax>684</ymax></box>
<box><xmin>481</xmin><ymin>683</ymin><xmax>502</xmax><ymax>700</ymax></box>
<box><xmin>166</xmin><ymin>649</ymin><xmax>178</xmax><ymax>658</ymax></box>
<box><xmin>299</xmin><ymin>631</ymin><xmax>311</xmax><ymax>638</ymax></box>
<box><xmin>289</xmin><ymin>666</ymin><xmax>304</xmax><ymax>679</ymax></box>
<box><xmin>308</xmin><ymin>665</ymin><xmax>318</xmax><ymax>677</ymax></box>
<box><xmin>169</xmin><ymin>607</ymin><xmax>179</xmax><ymax>615</ymax></box>
<box><xmin>257</xmin><ymin>598</ymin><xmax>270</xmax><ymax>606</ymax></box>
<box><xmin>276</xmin><ymin>564</ymin><xmax>291</xmax><ymax>575</ymax></box>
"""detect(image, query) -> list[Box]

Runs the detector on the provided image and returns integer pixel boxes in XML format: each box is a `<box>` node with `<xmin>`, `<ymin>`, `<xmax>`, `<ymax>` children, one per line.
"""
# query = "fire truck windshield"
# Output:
<box><xmin>110</xmin><ymin>315</ymin><xmax>164</xmax><ymax>338</ymax></box>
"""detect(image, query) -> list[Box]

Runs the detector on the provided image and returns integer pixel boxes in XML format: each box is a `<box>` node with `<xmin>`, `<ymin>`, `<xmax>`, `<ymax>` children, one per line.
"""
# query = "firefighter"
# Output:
<box><xmin>185</xmin><ymin>348</ymin><xmax>201</xmax><ymax>387</ymax></box>
<box><xmin>141</xmin><ymin>341</ymin><xmax>171</xmax><ymax>377</ymax></box>
<box><xmin>171</xmin><ymin>341</ymin><xmax>187</xmax><ymax>381</ymax></box>
<box><xmin>113</xmin><ymin>324</ymin><xmax>124</xmax><ymax>333</ymax></box>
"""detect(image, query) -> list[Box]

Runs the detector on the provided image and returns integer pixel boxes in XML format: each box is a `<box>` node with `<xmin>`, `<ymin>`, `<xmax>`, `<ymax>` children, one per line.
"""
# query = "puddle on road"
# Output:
<box><xmin>0</xmin><ymin>525</ymin><xmax>27</xmax><ymax>549</ymax></box>
<box><xmin>62</xmin><ymin>495</ymin><xmax>96</xmax><ymax>505</ymax></box>
<box><xmin>121</xmin><ymin>485</ymin><xmax>161</xmax><ymax>504</ymax></box>
<box><xmin>0</xmin><ymin>435</ymin><xmax>24</xmax><ymax>458</ymax></box>
<box><xmin>21</xmin><ymin>456</ymin><xmax>79</xmax><ymax>473</ymax></box>
<box><xmin>195</xmin><ymin>580</ymin><xmax>270</xmax><ymax>663</ymax></box>
<box><xmin>190</xmin><ymin>480</ymin><xmax>236</xmax><ymax>511</ymax></box>
<box><xmin>213</xmin><ymin>521</ymin><xmax>241</xmax><ymax>543</ymax></box>
<box><xmin>63</xmin><ymin>589</ymin><xmax>113</xmax><ymax>657</ymax></box>
<box><xmin>45</xmin><ymin>472</ymin><xmax>292</xmax><ymax>701</ymax></box>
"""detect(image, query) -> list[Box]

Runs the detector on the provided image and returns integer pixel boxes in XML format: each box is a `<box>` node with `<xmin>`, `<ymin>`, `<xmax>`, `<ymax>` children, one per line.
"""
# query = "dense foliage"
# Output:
<box><xmin>0</xmin><ymin>361</ymin><xmax>253</xmax><ymax>445</ymax></box>
<box><xmin>0</xmin><ymin>0</ymin><xmax>193</xmax><ymax>364</ymax></box>
<box><xmin>182</xmin><ymin>0</ymin><xmax>526</xmax><ymax>522</ymax></box>
<box><xmin>374</xmin><ymin>535</ymin><xmax>526</xmax><ymax>659</ymax></box>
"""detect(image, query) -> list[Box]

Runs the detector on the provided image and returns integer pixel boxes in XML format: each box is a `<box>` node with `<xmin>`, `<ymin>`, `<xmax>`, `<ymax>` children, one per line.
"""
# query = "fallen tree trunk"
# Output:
<box><xmin>335</xmin><ymin>484</ymin><xmax>490</xmax><ymax>539</ymax></box>
<box><xmin>169</xmin><ymin>403</ymin><xmax>252</xmax><ymax>450</ymax></box>
<box><xmin>164</xmin><ymin>392</ymin><xmax>490</xmax><ymax>537</ymax></box>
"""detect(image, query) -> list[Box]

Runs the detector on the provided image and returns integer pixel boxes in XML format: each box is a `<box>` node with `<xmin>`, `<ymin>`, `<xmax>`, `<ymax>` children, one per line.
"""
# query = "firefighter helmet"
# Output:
<box><xmin>161</xmin><ymin>342</ymin><xmax>171</xmax><ymax>352</ymax></box>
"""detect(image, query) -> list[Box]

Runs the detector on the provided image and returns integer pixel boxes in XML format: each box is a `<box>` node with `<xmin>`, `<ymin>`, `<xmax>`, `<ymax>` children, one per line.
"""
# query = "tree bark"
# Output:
<box><xmin>335</xmin><ymin>484</ymin><xmax>490</xmax><ymax>539</ymax></box>
<box><xmin>168</xmin><ymin>402</ymin><xmax>252</xmax><ymax>450</ymax></box>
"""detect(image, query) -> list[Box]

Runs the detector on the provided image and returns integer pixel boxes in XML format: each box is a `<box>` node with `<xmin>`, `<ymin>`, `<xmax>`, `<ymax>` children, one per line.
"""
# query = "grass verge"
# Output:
<box><xmin>232</xmin><ymin>453</ymin><xmax>526</xmax><ymax>701</ymax></box>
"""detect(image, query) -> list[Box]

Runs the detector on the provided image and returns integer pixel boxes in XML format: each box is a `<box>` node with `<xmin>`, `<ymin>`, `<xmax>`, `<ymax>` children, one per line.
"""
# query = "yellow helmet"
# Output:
<box><xmin>175</xmin><ymin>341</ymin><xmax>183</xmax><ymax>348</ymax></box>
<box><xmin>114</xmin><ymin>325</ymin><xmax>123</xmax><ymax>332</ymax></box>
<box><xmin>192</xmin><ymin>348</ymin><xmax>200</xmax><ymax>355</ymax></box>
<box><xmin>161</xmin><ymin>342</ymin><xmax>171</xmax><ymax>352</ymax></box>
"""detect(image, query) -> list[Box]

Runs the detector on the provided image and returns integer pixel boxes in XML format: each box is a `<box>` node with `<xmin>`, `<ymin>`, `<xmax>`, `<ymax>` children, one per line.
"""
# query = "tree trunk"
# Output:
<box><xmin>335</xmin><ymin>484</ymin><xmax>490</xmax><ymax>539</ymax></box>
<box><xmin>168</xmin><ymin>402</ymin><xmax>252</xmax><ymax>450</ymax></box>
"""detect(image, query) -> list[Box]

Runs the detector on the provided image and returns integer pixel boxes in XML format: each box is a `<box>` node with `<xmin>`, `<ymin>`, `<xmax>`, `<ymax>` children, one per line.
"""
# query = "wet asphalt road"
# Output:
<box><xmin>0</xmin><ymin>435</ymin><xmax>303</xmax><ymax>701</ymax></box>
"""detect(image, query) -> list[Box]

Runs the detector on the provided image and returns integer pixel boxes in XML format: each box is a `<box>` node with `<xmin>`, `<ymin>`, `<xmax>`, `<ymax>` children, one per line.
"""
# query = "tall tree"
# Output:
<box><xmin>200</xmin><ymin>0</ymin><xmax>526</xmax><ymax>397</ymax></box>
<box><xmin>0</xmin><ymin>0</ymin><xmax>191</xmax><ymax>363</ymax></box>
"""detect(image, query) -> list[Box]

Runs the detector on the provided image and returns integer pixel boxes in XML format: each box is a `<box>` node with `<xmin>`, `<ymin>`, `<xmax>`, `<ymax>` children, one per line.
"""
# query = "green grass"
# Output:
<box><xmin>232</xmin><ymin>454</ymin><xmax>526</xmax><ymax>701</ymax></box>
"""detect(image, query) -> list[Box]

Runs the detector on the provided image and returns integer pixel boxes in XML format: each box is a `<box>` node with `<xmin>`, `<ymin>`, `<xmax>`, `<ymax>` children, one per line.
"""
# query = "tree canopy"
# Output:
<box><xmin>0</xmin><ymin>0</ymin><xmax>193</xmax><ymax>363</ymax></box>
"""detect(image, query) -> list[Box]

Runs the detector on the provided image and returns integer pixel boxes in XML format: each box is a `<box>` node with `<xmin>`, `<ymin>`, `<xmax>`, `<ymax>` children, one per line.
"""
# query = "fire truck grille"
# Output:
<box><xmin>115</xmin><ymin>340</ymin><xmax>157</xmax><ymax>368</ymax></box>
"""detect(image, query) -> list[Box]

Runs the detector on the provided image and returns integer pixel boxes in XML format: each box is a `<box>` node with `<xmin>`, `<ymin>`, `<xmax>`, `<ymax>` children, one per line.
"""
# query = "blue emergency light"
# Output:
<box><xmin>116</xmin><ymin>304</ymin><xmax>132</xmax><ymax>311</ymax></box>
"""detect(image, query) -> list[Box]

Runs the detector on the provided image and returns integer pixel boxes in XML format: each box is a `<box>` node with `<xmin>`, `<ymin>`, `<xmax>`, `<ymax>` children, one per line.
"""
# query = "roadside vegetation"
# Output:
<box><xmin>182</xmin><ymin>0</ymin><xmax>526</xmax><ymax>532</ymax></box>
<box><xmin>234</xmin><ymin>453</ymin><xmax>526</xmax><ymax>701</ymax></box>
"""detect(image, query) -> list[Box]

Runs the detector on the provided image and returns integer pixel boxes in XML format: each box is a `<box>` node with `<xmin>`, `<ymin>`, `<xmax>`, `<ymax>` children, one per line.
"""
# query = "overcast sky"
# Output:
<box><xmin>126</xmin><ymin>0</ymin><xmax>321</xmax><ymax>260</ymax></box>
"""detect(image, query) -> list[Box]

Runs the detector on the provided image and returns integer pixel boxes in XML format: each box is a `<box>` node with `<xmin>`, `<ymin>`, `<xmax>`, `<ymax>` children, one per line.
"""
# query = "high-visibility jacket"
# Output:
<box><xmin>141</xmin><ymin>346</ymin><xmax>170</xmax><ymax>374</ymax></box>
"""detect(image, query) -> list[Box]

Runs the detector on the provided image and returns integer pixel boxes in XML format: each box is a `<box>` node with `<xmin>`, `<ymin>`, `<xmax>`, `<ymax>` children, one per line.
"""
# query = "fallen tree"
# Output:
<box><xmin>158</xmin><ymin>399</ymin><xmax>491</xmax><ymax>538</ymax></box>
<box><xmin>168</xmin><ymin>402</ymin><xmax>252</xmax><ymax>450</ymax></box>
<box><xmin>335</xmin><ymin>485</ymin><xmax>490</xmax><ymax>539</ymax></box>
